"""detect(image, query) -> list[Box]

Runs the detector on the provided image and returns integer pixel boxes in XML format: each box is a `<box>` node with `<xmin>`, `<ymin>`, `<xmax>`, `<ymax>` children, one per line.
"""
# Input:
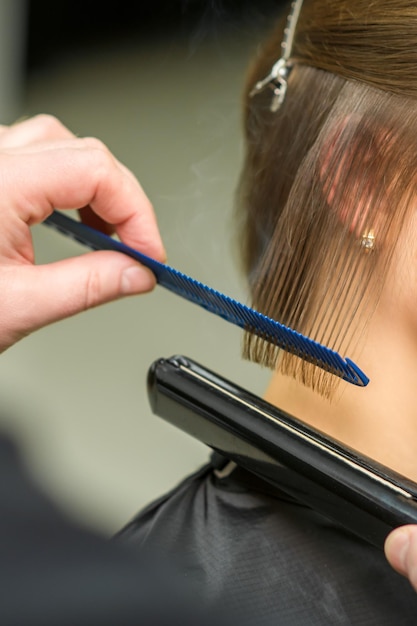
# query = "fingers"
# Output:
<box><xmin>385</xmin><ymin>526</ymin><xmax>417</xmax><ymax>591</ymax></box>
<box><xmin>0</xmin><ymin>114</ymin><xmax>75</xmax><ymax>148</ymax></box>
<box><xmin>0</xmin><ymin>114</ymin><xmax>167</xmax><ymax>351</ymax></box>
<box><xmin>0</xmin><ymin>253</ymin><xmax>156</xmax><ymax>351</ymax></box>
<box><xmin>0</xmin><ymin>115</ymin><xmax>165</xmax><ymax>261</ymax></box>
<box><xmin>0</xmin><ymin>137</ymin><xmax>165</xmax><ymax>262</ymax></box>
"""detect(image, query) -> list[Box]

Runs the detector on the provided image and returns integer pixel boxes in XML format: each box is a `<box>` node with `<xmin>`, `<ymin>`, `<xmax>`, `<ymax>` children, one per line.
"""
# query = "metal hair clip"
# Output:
<box><xmin>250</xmin><ymin>0</ymin><xmax>304</xmax><ymax>112</ymax></box>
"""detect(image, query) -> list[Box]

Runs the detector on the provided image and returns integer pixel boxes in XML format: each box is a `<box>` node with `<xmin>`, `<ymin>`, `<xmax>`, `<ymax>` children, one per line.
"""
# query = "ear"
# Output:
<box><xmin>319</xmin><ymin>114</ymin><xmax>387</xmax><ymax>247</ymax></box>
<box><xmin>320</xmin><ymin>116</ymin><xmax>351</xmax><ymax>210</ymax></box>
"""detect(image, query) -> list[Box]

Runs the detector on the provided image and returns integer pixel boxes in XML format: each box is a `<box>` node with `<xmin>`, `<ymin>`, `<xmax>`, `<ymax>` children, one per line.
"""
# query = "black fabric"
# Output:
<box><xmin>118</xmin><ymin>454</ymin><xmax>417</xmax><ymax>625</ymax></box>
<box><xmin>0</xmin><ymin>435</ymin><xmax>227</xmax><ymax>626</ymax></box>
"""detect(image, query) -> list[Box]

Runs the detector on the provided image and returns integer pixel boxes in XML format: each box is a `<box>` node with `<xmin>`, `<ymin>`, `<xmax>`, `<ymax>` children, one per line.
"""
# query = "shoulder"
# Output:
<box><xmin>117</xmin><ymin>457</ymin><xmax>417</xmax><ymax>625</ymax></box>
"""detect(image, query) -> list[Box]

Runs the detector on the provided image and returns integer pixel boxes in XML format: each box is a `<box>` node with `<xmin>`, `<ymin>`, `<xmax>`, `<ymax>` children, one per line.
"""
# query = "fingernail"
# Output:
<box><xmin>121</xmin><ymin>265</ymin><xmax>155</xmax><ymax>294</ymax></box>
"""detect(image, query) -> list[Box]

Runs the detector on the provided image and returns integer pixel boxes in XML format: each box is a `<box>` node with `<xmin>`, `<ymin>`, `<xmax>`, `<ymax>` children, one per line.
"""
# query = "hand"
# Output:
<box><xmin>385</xmin><ymin>526</ymin><xmax>417</xmax><ymax>591</ymax></box>
<box><xmin>0</xmin><ymin>115</ymin><xmax>165</xmax><ymax>352</ymax></box>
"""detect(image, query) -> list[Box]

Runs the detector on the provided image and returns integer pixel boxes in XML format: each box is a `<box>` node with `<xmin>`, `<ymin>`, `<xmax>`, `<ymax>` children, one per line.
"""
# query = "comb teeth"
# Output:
<box><xmin>43</xmin><ymin>211</ymin><xmax>369</xmax><ymax>387</ymax></box>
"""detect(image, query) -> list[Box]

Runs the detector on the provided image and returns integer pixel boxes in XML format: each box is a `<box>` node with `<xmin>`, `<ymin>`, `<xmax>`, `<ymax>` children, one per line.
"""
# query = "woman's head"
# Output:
<box><xmin>237</xmin><ymin>0</ymin><xmax>417</xmax><ymax>396</ymax></box>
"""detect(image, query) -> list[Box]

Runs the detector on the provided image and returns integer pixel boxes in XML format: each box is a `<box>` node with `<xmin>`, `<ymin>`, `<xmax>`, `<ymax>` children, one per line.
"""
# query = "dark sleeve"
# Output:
<box><xmin>0</xmin><ymin>434</ymin><xmax>226</xmax><ymax>626</ymax></box>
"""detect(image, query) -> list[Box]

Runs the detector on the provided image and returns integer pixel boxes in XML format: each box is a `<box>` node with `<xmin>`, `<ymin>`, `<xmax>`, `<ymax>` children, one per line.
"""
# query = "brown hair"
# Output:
<box><xmin>237</xmin><ymin>0</ymin><xmax>417</xmax><ymax>396</ymax></box>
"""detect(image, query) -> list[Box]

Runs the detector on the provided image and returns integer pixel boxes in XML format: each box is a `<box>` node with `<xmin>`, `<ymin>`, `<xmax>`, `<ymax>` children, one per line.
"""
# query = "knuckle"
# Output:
<box><xmin>83</xmin><ymin>268</ymin><xmax>103</xmax><ymax>310</ymax></box>
<box><xmin>81</xmin><ymin>137</ymin><xmax>114</xmax><ymax>170</ymax></box>
<box><xmin>81</xmin><ymin>136</ymin><xmax>109</xmax><ymax>154</ymax></box>
<box><xmin>32</xmin><ymin>113</ymin><xmax>67</xmax><ymax>135</ymax></box>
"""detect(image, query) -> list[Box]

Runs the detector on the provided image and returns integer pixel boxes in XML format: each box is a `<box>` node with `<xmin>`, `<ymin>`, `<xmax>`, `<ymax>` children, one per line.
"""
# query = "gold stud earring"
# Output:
<box><xmin>361</xmin><ymin>229</ymin><xmax>375</xmax><ymax>252</ymax></box>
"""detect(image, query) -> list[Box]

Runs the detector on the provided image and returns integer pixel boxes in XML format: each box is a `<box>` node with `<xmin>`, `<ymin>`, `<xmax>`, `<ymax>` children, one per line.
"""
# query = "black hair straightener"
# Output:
<box><xmin>147</xmin><ymin>355</ymin><xmax>417</xmax><ymax>549</ymax></box>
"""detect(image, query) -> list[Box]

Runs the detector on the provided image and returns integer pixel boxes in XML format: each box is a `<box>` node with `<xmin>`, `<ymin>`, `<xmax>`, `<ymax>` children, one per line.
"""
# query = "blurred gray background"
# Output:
<box><xmin>0</xmin><ymin>0</ymin><xmax>282</xmax><ymax>533</ymax></box>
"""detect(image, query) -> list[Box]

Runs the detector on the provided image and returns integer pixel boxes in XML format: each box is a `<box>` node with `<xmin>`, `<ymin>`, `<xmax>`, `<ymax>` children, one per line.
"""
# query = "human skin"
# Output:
<box><xmin>0</xmin><ymin>114</ymin><xmax>165</xmax><ymax>353</ymax></box>
<box><xmin>385</xmin><ymin>526</ymin><xmax>417</xmax><ymax>592</ymax></box>
<box><xmin>3</xmin><ymin>113</ymin><xmax>417</xmax><ymax>595</ymax></box>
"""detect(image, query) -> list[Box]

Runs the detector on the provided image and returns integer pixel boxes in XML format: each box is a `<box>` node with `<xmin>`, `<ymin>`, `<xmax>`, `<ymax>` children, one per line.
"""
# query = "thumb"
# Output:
<box><xmin>385</xmin><ymin>526</ymin><xmax>417</xmax><ymax>592</ymax></box>
<box><xmin>0</xmin><ymin>251</ymin><xmax>156</xmax><ymax>350</ymax></box>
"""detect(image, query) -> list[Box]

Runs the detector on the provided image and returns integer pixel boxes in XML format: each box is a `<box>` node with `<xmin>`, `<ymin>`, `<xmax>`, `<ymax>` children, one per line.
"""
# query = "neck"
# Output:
<box><xmin>264</xmin><ymin>302</ymin><xmax>417</xmax><ymax>480</ymax></box>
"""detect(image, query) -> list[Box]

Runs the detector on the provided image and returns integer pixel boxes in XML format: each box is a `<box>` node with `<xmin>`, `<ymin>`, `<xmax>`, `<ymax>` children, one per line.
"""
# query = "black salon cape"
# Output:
<box><xmin>117</xmin><ymin>453</ymin><xmax>417</xmax><ymax>626</ymax></box>
<box><xmin>0</xmin><ymin>434</ymin><xmax>228</xmax><ymax>626</ymax></box>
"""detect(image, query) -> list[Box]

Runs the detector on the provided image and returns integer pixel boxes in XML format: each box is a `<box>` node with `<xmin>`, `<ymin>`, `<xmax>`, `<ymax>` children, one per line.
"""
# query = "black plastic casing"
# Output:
<box><xmin>147</xmin><ymin>355</ymin><xmax>417</xmax><ymax>549</ymax></box>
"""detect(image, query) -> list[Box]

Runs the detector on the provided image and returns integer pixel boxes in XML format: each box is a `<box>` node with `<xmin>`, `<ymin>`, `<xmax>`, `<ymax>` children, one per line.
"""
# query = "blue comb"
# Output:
<box><xmin>43</xmin><ymin>211</ymin><xmax>369</xmax><ymax>387</ymax></box>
